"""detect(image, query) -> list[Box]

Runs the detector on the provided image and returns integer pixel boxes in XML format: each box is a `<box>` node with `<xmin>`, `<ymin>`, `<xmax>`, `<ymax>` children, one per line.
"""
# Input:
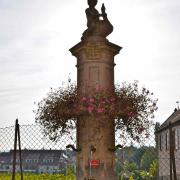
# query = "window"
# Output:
<box><xmin>48</xmin><ymin>159</ymin><xmax>53</xmax><ymax>163</ymax></box>
<box><xmin>43</xmin><ymin>159</ymin><xmax>53</xmax><ymax>163</ymax></box>
<box><xmin>165</xmin><ymin>132</ymin><xmax>169</xmax><ymax>150</ymax></box>
<box><xmin>159</xmin><ymin>133</ymin><xmax>168</xmax><ymax>151</ymax></box>
<box><xmin>34</xmin><ymin>159</ymin><xmax>38</xmax><ymax>163</ymax></box>
<box><xmin>26</xmin><ymin>159</ymin><xmax>34</xmax><ymax>163</ymax></box>
<box><xmin>159</xmin><ymin>134</ymin><xmax>162</xmax><ymax>151</ymax></box>
<box><xmin>175</xmin><ymin>129</ymin><xmax>179</xmax><ymax>150</ymax></box>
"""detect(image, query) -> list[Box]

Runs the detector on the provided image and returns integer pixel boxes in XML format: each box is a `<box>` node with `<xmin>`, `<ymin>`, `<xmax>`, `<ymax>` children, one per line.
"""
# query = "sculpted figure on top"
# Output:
<box><xmin>82</xmin><ymin>0</ymin><xmax>113</xmax><ymax>40</ymax></box>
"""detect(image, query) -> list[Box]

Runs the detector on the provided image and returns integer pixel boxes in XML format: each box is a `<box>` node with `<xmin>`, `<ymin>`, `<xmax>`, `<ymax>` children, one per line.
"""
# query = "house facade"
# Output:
<box><xmin>157</xmin><ymin>109</ymin><xmax>180</xmax><ymax>180</ymax></box>
<box><xmin>0</xmin><ymin>149</ymin><xmax>75</xmax><ymax>174</ymax></box>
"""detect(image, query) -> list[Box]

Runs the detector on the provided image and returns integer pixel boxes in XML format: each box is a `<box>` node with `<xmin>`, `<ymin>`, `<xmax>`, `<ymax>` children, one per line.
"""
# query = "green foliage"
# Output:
<box><xmin>66</xmin><ymin>165</ymin><xmax>75</xmax><ymax>175</ymax></box>
<box><xmin>129</xmin><ymin>176</ymin><xmax>134</xmax><ymax>180</ymax></box>
<box><xmin>116</xmin><ymin>146</ymin><xmax>158</xmax><ymax>180</ymax></box>
<box><xmin>118</xmin><ymin>160</ymin><xmax>139</xmax><ymax>179</ymax></box>
<box><xmin>149</xmin><ymin>159</ymin><xmax>158</xmax><ymax>177</ymax></box>
<box><xmin>133</xmin><ymin>147</ymin><xmax>146</xmax><ymax>167</ymax></box>
<box><xmin>140</xmin><ymin>148</ymin><xmax>157</xmax><ymax>170</ymax></box>
<box><xmin>0</xmin><ymin>173</ymin><xmax>76</xmax><ymax>180</ymax></box>
<box><xmin>140</xmin><ymin>160</ymin><xmax>158</xmax><ymax>179</ymax></box>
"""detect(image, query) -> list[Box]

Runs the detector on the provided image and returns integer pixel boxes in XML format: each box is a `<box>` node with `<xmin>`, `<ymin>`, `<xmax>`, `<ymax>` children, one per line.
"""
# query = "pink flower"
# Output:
<box><xmin>87</xmin><ymin>106</ymin><xmax>93</xmax><ymax>113</ymax></box>
<box><xmin>110</xmin><ymin>98</ymin><xmax>115</xmax><ymax>102</ymax></box>
<box><xmin>89</xmin><ymin>98</ymin><xmax>95</xmax><ymax>103</ymax></box>
<box><xmin>81</xmin><ymin>96</ymin><xmax>87</xmax><ymax>102</ymax></box>
<box><xmin>128</xmin><ymin>112</ymin><xmax>134</xmax><ymax>118</ymax></box>
<box><xmin>138</xmin><ymin>127</ymin><xmax>145</xmax><ymax>134</ymax></box>
<box><xmin>97</xmin><ymin>108</ymin><xmax>105</xmax><ymax>113</ymax></box>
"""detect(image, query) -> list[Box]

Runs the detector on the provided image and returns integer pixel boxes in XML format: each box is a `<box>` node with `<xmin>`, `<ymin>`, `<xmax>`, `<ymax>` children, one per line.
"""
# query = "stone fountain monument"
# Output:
<box><xmin>69</xmin><ymin>0</ymin><xmax>122</xmax><ymax>179</ymax></box>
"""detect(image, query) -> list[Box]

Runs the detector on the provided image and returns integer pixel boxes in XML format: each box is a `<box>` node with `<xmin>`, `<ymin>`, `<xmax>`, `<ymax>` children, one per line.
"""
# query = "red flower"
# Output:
<box><xmin>110</xmin><ymin>98</ymin><xmax>115</xmax><ymax>102</ymax></box>
<box><xmin>87</xmin><ymin>106</ymin><xmax>93</xmax><ymax>113</ymax></box>
<box><xmin>97</xmin><ymin>108</ymin><xmax>105</xmax><ymax>113</ymax></box>
<box><xmin>81</xmin><ymin>96</ymin><xmax>87</xmax><ymax>102</ymax></box>
<box><xmin>138</xmin><ymin>127</ymin><xmax>145</xmax><ymax>134</ymax></box>
<box><xmin>128</xmin><ymin>112</ymin><xmax>135</xmax><ymax>118</ymax></box>
<box><xmin>78</xmin><ymin>106</ymin><xmax>83</xmax><ymax>112</ymax></box>
<box><xmin>89</xmin><ymin>98</ymin><xmax>95</xmax><ymax>103</ymax></box>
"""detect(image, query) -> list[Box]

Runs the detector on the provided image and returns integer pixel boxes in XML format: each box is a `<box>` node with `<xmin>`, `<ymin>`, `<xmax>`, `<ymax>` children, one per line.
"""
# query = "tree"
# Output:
<box><xmin>133</xmin><ymin>147</ymin><xmax>146</xmax><ymax>167</ymax></box>
<box><xmin>140</xmin><ymin>147</ymin><xmax>157</xmax><ymax>170</ymax></box>
<box><xmin>115</xmin><ymin>146</ymin><xmax>158</xmax><ymax>179</ymax></box>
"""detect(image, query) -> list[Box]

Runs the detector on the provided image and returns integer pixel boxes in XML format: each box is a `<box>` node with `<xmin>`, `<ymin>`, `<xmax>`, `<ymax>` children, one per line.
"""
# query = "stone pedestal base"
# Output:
<box><xmin>76</xmin><ymin>116</ymin><xmax>117</xmax><ymax>180</ymax></box>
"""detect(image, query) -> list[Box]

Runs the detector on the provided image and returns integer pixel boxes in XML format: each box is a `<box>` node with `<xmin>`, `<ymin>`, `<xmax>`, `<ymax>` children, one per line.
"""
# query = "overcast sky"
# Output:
<box><xmin>0</xmin><ymin>0</ymin><xmax>180</xmax><ymax>128</ymax></box>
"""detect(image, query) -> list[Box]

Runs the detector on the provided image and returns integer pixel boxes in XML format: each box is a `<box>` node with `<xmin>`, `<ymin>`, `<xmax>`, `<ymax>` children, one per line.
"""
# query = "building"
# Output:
<box><xmin>0</xmin><ymin>152</ymin><xmax>11</xmax><ymax>172</ymax></box>
<box><xmin>0</xmin><ymin>149</ymin><xmax>75</xmax><ymax>174</ymax></box>
<box><xmin>156</xmin><ymin>109</ymin><xmax>180</xmax><ymax>180</ymax></box>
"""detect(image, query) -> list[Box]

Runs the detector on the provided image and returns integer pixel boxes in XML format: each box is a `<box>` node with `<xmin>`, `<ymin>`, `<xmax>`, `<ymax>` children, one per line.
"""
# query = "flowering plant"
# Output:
<box><xmin>77</xmin><ymin>88</ymin><xmax>116</xmax><ymax>115</ymax></box>
<box><xmin>34</xmin><ymin>81</ymin><xmax>158</xmax><ymax>141</ymax></box>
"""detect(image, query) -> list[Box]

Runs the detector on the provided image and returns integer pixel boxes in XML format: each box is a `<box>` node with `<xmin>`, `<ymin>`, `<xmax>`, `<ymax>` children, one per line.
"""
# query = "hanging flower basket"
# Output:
<box><xmin>34</xmin><ymin>80</ymin><xmax>158</xmax><ymax>141</ymax></box>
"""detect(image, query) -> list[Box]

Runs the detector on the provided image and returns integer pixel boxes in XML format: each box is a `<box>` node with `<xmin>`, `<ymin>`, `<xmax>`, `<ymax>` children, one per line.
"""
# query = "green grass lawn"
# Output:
<box><xmin>0</xmin><ymin>173</ymin><xmax>75</xmax><ymax>180</ymax></box>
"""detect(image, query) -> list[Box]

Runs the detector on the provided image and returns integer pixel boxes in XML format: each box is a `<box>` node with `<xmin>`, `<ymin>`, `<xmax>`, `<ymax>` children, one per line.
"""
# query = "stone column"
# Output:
<box><xmin>70</xmin><ymin>36</ymin><xmax>121</xmax><ymax>180</ymax></box>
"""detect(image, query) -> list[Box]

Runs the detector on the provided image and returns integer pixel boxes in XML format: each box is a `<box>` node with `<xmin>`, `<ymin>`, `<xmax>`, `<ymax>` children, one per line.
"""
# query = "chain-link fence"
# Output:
<box><xmin>1</xmin><ymin>120</ymin><xmax>179</xmax><ymax>179</ymax></box>
<box><xmin>156</xmin><ymin>121</ymin><xmax>180</xmax><ymax>180</ymax></box>
<box><xmin>0</xmin><ymin>124</ymin><xmax>75</xmax><ymax>152</ymax></box>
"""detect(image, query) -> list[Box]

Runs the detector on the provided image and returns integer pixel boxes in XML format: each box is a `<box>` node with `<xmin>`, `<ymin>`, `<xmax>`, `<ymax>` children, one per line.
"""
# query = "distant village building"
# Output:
<box><xmin>156</xmin><ymin>109</ymin><xmax>180</xmax><ymax>180</ymax></box>
<box><xmin>0</xmin><ymin>149</ymin><xmax>75</xmax><ymax>174</ymax></box>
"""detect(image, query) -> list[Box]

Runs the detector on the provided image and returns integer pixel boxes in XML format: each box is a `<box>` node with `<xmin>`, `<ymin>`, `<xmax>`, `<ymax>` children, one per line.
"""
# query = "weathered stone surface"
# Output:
<box><xmin>70</xmin><ymin>38</ymin><xmax>121</xmax><ymax>94</ymax></box>
<box><xmin>82</xmin><ymin>0</ymin><xmax>113</xmax><ymax>40</ymax></box>
<box><xmin>70</xmin><ymin>38</ymin><xmax>121</xmax><ymax>180</ymax></box>
<box><xmin>76</xmin><ymin>116</ymin><xmax>115</xmax><ymax>180</ymax></box>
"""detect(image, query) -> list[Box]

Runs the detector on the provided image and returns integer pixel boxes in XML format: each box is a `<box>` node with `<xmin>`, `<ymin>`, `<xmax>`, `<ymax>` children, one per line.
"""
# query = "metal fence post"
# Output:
<box><xmin>12</xmin><ymin>119</ymin><xmax>18</xmax><ymax>180</ymax></box>
<box><xmin>17</xmin><ymin>121</ymin><xmax>23</xmax><ymax>180</ymax></box>
<box><xmin>12</xmin><ymin>119</ymin><xmax>23</xmax><ymax>180</ymax></box>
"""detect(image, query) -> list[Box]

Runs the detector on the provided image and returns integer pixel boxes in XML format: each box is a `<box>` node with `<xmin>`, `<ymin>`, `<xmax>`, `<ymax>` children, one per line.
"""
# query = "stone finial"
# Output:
<box><xmin>82</xmin><ymin>0</ymin><xmax>113</xmax><ymax>40</ymax></box>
